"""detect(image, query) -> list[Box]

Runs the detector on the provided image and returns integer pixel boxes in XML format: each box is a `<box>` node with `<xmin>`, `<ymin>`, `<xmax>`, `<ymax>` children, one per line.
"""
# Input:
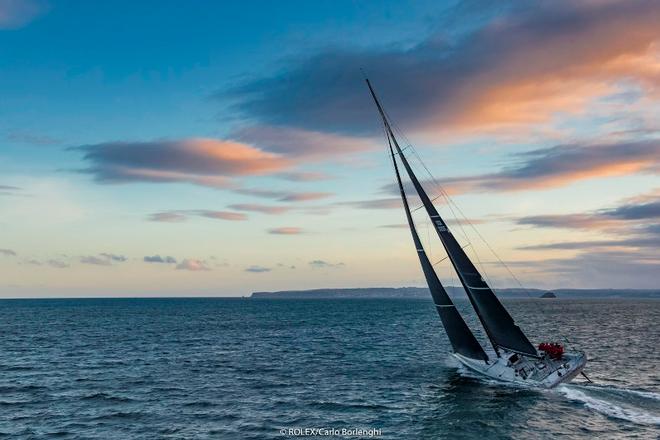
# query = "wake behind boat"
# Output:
<box><xmin>366</xmin><ymin>79</ymin><xmax>587</xmax><ymax>388</ymax></box>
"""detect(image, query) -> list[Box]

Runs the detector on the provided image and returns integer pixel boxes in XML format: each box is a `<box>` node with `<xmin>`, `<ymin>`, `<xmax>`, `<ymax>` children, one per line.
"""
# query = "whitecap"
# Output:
<box><xmin>558</xmin><ymin>385</ymin><xmax>660</xmax><ymax>426</ymax></box>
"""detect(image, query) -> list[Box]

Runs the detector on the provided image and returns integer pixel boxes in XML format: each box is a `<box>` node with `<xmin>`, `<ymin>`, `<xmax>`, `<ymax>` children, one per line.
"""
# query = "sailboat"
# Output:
<box><xmin>366</xmin><ymin>79</ymin><xmax>587</xmax><ymax>388</ymax></box>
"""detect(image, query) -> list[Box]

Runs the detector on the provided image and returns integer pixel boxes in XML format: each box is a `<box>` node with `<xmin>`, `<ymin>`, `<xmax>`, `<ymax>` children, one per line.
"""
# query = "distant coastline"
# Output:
<box><xmin>251</xmin><ymin>287</ymin><xmax>660</xmax><ymax>299</ymax></box>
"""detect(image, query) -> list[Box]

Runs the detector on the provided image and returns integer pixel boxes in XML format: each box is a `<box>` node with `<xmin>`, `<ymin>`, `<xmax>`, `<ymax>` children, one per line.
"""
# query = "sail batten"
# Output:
<box><xmin>366</xmin><ymin>78</ymin><xmax>538</xmax><ymax>358</ymax></box>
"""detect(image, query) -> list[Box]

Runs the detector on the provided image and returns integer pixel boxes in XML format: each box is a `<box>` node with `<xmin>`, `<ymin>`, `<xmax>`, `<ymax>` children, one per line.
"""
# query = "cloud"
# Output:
<box><xmin>384</xmin><ymin>140</ymin><xmax>660</xmax><ymax>195</ymax></box>
<box><xmin>517</xmin><ymin>190</ymin><xmax>660</xmax><ymax>251</ymax></box>
<box><xmin>0</xmin><ymin>184</ymin><xmax>23</xmax><ymax>197</ymax></box>
<box><xmin>144</xmin><ymin>255</ymin><xmax>177</xmax><ymax>264</ymax></box>
<box><xmin>80</xmin><ymin>253</ymin><xmax>127</xmax><ymax>266</ymax></box>
<box><xmin>227</xmin><ymin>203</ymin><xmax>291</xmax><ymax>215</ymax></box>
<box><xmin>176</xmin><ymin>259</ymin><xmax>211</xmax><ymax>271</ymax></box>
<box><xmin>518</xmin><ymin>238</ymin><xmax>660</xmax><ymax>251</ymax></box>
<box><xmin>309</xmin><ymin>260</ymin><xmax>345</xmax><ymax>269</ymax></box>
<box><xmin>268</xmin><ymin>227</ymin><xmax>304</xmax><ymax>235</ymax></box>
<box><xmin>234</xmin><ymin>188</ymin><xmax>333</xmax><ymax>202</ymax></box>
<box><xmin>100</xmin><ymin>253</ymin><xmax>127</xmax><ymax>262</ymax></box>
<box><xmin>148</xmin><ymin>212</ymin><xmax>187</xmax><ymax>222</ymax></box>
<box><xmin>0</xmin><ymin>0</ymin><xmax>47</xmax><ymax>30</ymax></box>
<box><xmin>195</xmin><ymin>210</ymin><xmax>248</xmax><ymax>221</ymax></box>
<box><xmin>245</xmin><ymin>265</ymin><xmax>271</xmax><ymax>273</ymax></box>
<box><xmin>276</xmin><ymin>171</ymin><xmax>333</xmax><ymax>182</ymax></box>
<box><xmin>25</xmin><ymin>258</ymin><xmax>68</xmax><ymax>268</ymax></box>
<box><xmin>517</xmin><ymin>214</ymin><xmax>619</xmax><ymax>230</ymax></box>
<box><xmin>225</xmin><ymin>1</ymin><xmax>660</xmax><ymax>136</ymax></box>
<box><xmin>148</xmin><ymin>210</ymin><xmax>247</xmax><ymax>222</ymax></box>
<box><xmin>47</xmin><ymin>259</ymin><xmax>69</xmax><ymax>269</ymax></box>
<box><xmin>234</xmin><ymin>125</ymin><xmax>376</xmax><ymax>160</ymax></box>
<box><xmin>379</xmin><ymin>218</ymin><xmax>487</xmax><ymax>229</ymax></box>
<box><xmin>518</xmin><ymin>192</ymin><xmax>660</xmax><ymax>231</ymax></box>
<box><xmin>6</xmin><ymin>131</ymin><xmax>60</xmax><ymax>145</ymax></box>
<box><xmin>279</xmin><ymin>192</ymin><xmax>333</xmax><ymax>202</ymax></box>
<box><xmin>337</xmin><ymin>198</ymin><xmax>409</xmax><ymax>210</ymax></box>
<box><xmin>73</xmin><ymin>138</ymin><xmax>291</xmax><ymax>189</ymax></box>
<box><xmin>80</xmin><ymin>256</ymin><xmax>111</xmax><ymax>266</ymax></box>
<box><xmin>602</xmin><ymin>200</ymin><xmax>660</xmax><ymax>220</ymax></box>
<box><xmin>530</xmin><ymin>249</ymin><xmax>660</xmax><ymax>289</ymax></box>
<box><xmin>0</xmin><ymin>248</ymin><xmax>17</xmax><ymax>256</ymax></box>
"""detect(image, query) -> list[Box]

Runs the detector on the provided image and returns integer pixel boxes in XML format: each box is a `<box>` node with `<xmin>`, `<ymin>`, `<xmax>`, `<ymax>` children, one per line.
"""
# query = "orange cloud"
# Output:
<box><xmin>230</xmin><ymin>0</ymin><xmax>660</xmax><ymax>136</ymax></box>
<box><xmin>432</xmin><ymin>140</ymin><xmax>660</xmax><ymax>194</ymax></box>
<box><xmin>76</xmin><ymin>138</ymin><xmax>291</xmax><ymax>188</ymax></box>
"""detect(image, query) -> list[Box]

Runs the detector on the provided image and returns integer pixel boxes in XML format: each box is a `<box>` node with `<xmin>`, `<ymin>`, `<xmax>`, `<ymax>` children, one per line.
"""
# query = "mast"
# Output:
<box><xmin>387</xmin><ymin>132</ymin><xmax>488</xmax><ymax>361</ymax></box>
<box><xmin>367</xmin><ymin>78</ymin><xmax>538</xmax><ymax>358</ymax></box>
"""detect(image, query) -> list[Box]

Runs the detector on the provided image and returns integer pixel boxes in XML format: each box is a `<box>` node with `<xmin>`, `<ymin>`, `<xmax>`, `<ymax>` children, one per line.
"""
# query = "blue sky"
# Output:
<box><xmin>1</xmin><ymin>0</ymin><xmax>659</xmax><ymax>297</ymax></box>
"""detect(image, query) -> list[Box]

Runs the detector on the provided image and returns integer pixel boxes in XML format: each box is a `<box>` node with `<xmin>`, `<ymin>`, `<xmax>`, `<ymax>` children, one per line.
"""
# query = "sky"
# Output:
<box><xmin>0</xmin><ymin>0</ymin><xmax>659</xmax><ymax>297</ymax></box>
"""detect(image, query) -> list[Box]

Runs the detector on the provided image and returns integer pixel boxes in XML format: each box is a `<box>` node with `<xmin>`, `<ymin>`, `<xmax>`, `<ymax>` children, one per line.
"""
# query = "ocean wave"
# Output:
<box><xmin>81</xmin><ymin>392</ymin><xmax>135</xmax><ymax>403</ymax></box>
<box><xmin>569</xmin><ymin>383</ymin><xmax>660</xmax><ymax>401</ymax></box>
<box><xmin>558</xmin><ymin>385</ymin><xmax>660</xmax><ymax>426</ymax></box>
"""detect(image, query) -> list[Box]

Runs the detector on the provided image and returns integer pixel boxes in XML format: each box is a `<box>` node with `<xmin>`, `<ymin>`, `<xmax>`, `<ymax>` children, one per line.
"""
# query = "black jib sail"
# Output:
<box><xmin>387</xmin><ymin>134</ymin><xmax>488</xmax><ymax>361</ymax></box>
<box><xmin>367</xmin><ymin>78</ymin><xmax>538</xmax><ymax>358</ymax></box>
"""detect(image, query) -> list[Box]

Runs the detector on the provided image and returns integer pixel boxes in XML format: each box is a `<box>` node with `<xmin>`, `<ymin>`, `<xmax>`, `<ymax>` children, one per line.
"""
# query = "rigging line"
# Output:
<box><xmin>403</xmin><ymin>143</ymin><xmax>509</xmax><ymax>291</ymax></box>
<box><xmin>375</xmin><ymin>91</ymin><xmax>472</xmax><ymax>243</ymax></box>
<box><xmin>406</xmin><ymin>148</ymin><xmax>482</xmax><ymax>273</ymax></box>
<box><xmin>406</xmin><ymin>154</ymin><xmax>472</xmax><ymax>243</ymax></box>
<box><xmin>383</xmin><ymin>103</ymin><xmax>510</xmax><ymax>283</ymax></box>
<box><xmin>406</xmin><ymin>141</ymin><xmax>574</xmax><ymax>349</ymax></box>
<box><xmin>382</xmin><ymin>121</ymin><xmax>439</xmax><ymax>293</ymax></box>
<box><xmin>433</xmin><ymin>244</ymin><xmax>470</xmax><ymax>266</ymax></box>
<box><xmin>376</xmin><ymin>87</ymin><xmax>574</xmax><ymax>350</ymax></box>
<box><xmin>411</xmin><ymin>194</ymin><xmax>444</xmax><ymax>213</ymax></box>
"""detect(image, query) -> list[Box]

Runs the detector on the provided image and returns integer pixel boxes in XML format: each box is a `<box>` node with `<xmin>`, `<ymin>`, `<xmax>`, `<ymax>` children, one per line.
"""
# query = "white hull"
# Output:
<box><xmin>453</xmin><ymin>349</ymin><xmax>587</xmax><ymax>389</ymax></box>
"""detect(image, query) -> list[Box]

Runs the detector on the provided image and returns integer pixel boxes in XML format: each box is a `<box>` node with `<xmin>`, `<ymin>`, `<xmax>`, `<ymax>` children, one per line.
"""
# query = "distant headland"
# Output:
<box><xmin>251</xmin><ymin>287</ymin><xmax>660</xmax><ymax>299</ymax></box>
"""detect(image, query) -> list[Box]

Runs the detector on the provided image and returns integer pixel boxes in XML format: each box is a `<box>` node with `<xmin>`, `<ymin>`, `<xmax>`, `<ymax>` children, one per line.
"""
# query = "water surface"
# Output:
<box><xmin>1</xmin><ymin>298</ymin><xmax>658</xmax><ymax>439</ymax></box>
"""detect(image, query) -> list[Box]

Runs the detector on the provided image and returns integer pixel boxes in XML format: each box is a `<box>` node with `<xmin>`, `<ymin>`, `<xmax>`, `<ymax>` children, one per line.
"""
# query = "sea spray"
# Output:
<box><xmin>558</xmin><ymin>385</ymin><xmax>660</xmax><ymax>426</ymax></box>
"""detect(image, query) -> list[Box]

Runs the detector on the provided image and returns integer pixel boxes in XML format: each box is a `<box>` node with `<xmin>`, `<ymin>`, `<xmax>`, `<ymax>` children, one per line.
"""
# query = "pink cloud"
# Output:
<box><xmin>268</xmin><ymin>227</ymin><xmax>304</xmax><ymax>235</ymax></box>
<box><xmin>228</xmin><ymin>204</ymin><xmax>291</xmax><ymax>215</ymax></box>
<box><xmin>229</xmin><ymin>1</ymin><xmax>660</xmax><ymax>136</ymax></box>
<box><xmin>175</xmin><ymin>259</ymin><xmax>211</xmax><ymax>271</ymax></box>
<box><xmin>76</xmin><ymin>138</ymin><xmax>291</xmax><ymax>189</ymax></box>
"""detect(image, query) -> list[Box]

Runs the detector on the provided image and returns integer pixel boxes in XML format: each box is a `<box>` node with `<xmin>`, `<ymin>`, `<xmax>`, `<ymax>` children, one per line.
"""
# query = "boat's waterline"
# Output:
<box><xmin>453</xmin><ymin>351</ymin><xmax>587</xmax><ymax>388</ymax></box>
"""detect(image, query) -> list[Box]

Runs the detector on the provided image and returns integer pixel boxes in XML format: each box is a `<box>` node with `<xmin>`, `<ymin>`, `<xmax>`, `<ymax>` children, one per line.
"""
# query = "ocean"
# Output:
<box><xmin>0</xmin><ymin>298</ymin><xmax>658</xmax><ymax>439</ymax></box>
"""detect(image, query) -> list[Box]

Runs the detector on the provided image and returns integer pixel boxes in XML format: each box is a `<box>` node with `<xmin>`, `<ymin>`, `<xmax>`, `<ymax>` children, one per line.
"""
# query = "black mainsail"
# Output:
<box><xmin>387</xmin><ymin>134</ymin><xmax>488</xmax><ymax>361</ymax></box>
<box><xmin>367</xmin><ymin>79</ymin><xmax>538</xmax><ymax>358</ymax></box>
